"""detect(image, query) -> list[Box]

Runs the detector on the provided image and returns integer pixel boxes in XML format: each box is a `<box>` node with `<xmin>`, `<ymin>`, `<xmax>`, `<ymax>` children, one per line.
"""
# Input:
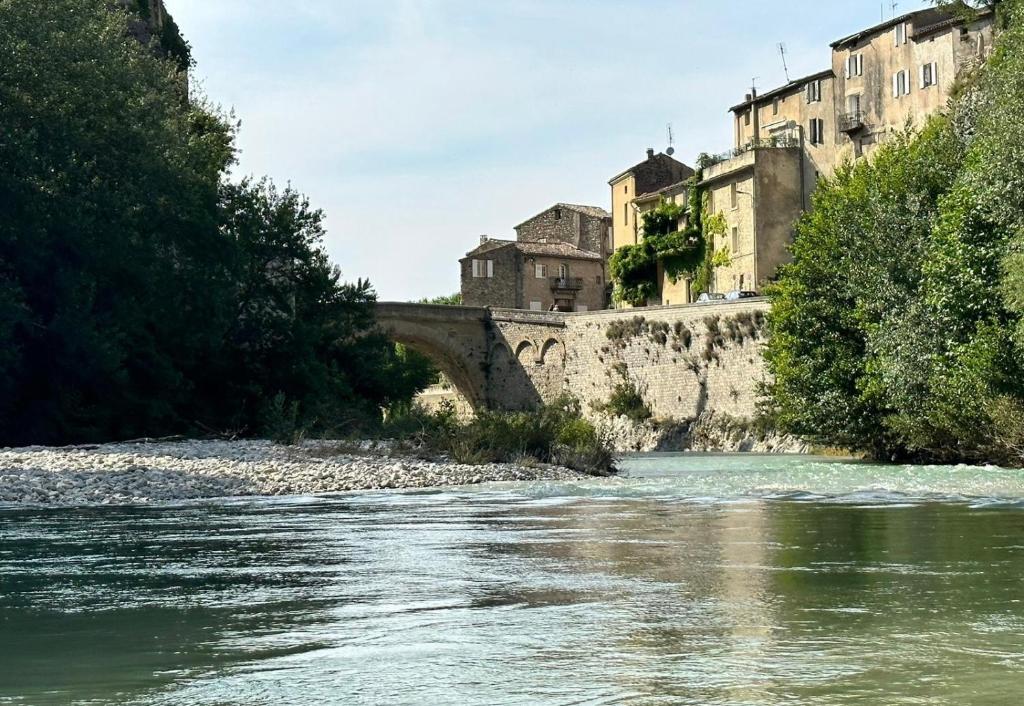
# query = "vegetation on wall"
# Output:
<box><xmin>763</xmin><ymin>0</ymin><xmax>1024</xmax><ymax>464</ymax></box>
<box><xmin>0</xmin><ymin>0</ymin><xmax>431</xmax><ymax>445</ymax></box>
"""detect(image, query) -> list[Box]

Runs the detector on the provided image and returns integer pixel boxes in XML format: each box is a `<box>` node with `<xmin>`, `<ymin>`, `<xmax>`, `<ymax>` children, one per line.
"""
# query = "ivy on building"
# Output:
<box><xmin>610</xmin><ymin>159</ymin><xmax>730</xmax><ymax>306</ymax></box>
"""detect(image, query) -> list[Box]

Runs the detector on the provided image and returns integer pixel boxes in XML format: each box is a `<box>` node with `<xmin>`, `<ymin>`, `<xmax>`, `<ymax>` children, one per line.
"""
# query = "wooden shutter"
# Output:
<box><xmin>486</xmin><ymin>260</ymin><xmax>494</xmax><ymax>278</ymax></box>
<box><xmin>893</xmin><ymin>72</ymin><xmax>899</xmax><ymax>98</ymax></box>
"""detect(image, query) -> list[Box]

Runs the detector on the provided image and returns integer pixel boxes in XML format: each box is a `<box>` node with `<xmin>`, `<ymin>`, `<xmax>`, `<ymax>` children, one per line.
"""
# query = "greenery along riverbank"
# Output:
<box><xmin>764</xmin><ymin>0</ymin><xmax>1024</xmax><ymax>465</ymax></box>
<box><xmin>0</xmin><ymin>0</ymin><xmax>435</xmax><ymax>446</ymax></box>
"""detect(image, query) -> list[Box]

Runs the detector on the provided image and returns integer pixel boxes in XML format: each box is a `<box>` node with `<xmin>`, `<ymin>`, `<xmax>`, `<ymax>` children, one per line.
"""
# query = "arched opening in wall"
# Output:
<box><xmin>379</xmin><ymin>329</ymin><xmax>486</xmax><ymax>414</ymax></box>
<box><xmin>490</xmin><ymin>340</ymin><xmax>544</xmax><ymax>411</ymax></box>
<box><xmin>540</xmin><ymin>338</ymin><xmax>566</xmax><ymax>367</ymax></box>
<box><xmin>515</xmin><ymin>340</ymin><xmax>537</xmax><ymax>365</ymax></box>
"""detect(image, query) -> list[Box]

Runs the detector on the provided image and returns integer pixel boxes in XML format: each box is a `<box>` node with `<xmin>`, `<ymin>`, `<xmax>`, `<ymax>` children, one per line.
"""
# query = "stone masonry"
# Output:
<box><xmin>377</xmin><ymin>299</ymin><xmax>770</xmax><ymax>422</ymax></box>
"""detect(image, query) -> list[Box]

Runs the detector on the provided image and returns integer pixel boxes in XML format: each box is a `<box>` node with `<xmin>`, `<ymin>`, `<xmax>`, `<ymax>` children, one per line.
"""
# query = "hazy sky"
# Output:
<box><xmin>169</xmin><ymin>0</ymin><xmax>931</xmax><ymax>302</ymax></box>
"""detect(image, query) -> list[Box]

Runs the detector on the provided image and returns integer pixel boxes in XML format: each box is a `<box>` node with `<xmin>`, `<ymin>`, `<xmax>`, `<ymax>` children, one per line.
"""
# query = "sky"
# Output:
<box><xmin>169</xmin><ymin>0</ymin><xmax>932</xmax><ymax>302</ymax></box>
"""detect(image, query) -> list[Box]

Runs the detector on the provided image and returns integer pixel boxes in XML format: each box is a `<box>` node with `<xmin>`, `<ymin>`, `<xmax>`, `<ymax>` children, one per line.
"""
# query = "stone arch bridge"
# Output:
<box><xmin>375</xmin><ymin>299</ymin><xmax>771</xmax><ymax>420</ymax></box>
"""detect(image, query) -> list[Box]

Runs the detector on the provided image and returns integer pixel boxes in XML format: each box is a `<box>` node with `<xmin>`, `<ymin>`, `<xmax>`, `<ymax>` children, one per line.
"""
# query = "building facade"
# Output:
<box><xmin>698</xmin><ymin>4</ymin><xmax>995</xmax><ymax>293</ymax></box>
<box><xmin>609</xmin><ymin>149</ymin><xmax>695</xmax><ymax>253</ymax></box>
<box><xmin>460</xmin><ymin>204</ymin><xmax>611</xmax><ymax>312</ymax></box>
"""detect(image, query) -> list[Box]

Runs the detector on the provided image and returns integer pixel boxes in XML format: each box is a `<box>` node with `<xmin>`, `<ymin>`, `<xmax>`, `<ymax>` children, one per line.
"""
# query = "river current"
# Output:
<box><xmin>2</xmin><ymin>454</ymin><xmax>1023</xmax><ymax>705</ymax></box>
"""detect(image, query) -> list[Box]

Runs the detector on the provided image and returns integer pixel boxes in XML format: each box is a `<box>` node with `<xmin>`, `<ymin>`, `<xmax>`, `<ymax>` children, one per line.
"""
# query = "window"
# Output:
<box><xmin>893</xmin><ymin>69</ymin><xmax>909</xmax><ymax>97</ymax></box>
<box><xmin>730</xmin><ymin>183</ymin><xmax>738</xmax><ymax>209</ymax></box>
<box><xmin>623</xmin><ymin>203</ymin><xmax>629</xmax><ymax>225</ymax></box>
<box><xmin>809</xmin><ymin>118</ymin><xmax>825</xmax><ymax>145</ymax></box>
<box><xmin>558</xmin><ymin>263</ymin><xmax>569</xmax><ymax>279</ymax></box>
<box><xmin>846</xmin><ymin>53</ymin><xmax>864</xmax><ymax>78</ymax></box>
<box><xmin>920</xmin><ymin>62</ymin><xmax>938</xmax><ymax>88</ymax></box>
<box><xmin>731</xmin><ymin>227</ymin><xmax>739</xmax><ymax>254</ymax></box>
<box><xmin>805</xmin><ymin>79</ymin><xmax>821</xmax><ymax>104</ymax></box>
<box><xmin>624</xmin><ymin>185</ymin><xmax>628</xmax><ymax>193</ymax></box>
<box><xmin>595</xmin><ymin>275</ymin><xmax>603</xmax><ymax>284</ymax></box>
<box><xmin>739</xmin><ymin>274</ymin><xmax>746</xmax><ymax>289</ymax></box>
<box><xmin>535</xmin><ymin>263</ymin><xmax>547</xmax><ymax>279</ymax></box>
<box><xmin>554</xmin><ymin>208</ymin><xmax>562</xmax><ymax>220</ymax></box>
<box><xmin>530</xmin><ymin>301</ymin><xmax>543</xmax><ymax>311</ymax></box>
<box><xmin>848</xmin><ymin>94</ymin><xmax>861</xmax><ymax>114</ymax></box>
<box><xmin>744</xmin><ymin>110</ymin><xmax>751</xmax><ymax>126</ymax></box>
<box><xmin>772</xmin><ymin>98</ymin><xmax>780</xmax><ymax>116</ymax></box>
<box><xmin>960</xmin><ymin>27</ymin><xmax>970</xmax><ymax>42</ymax></box>
<box><xmin>471</xmin><ymin>259</ymin><xmax>493</xmax><ymax>278</ymax></box>
<box><xmin>895</xmin><ymin>22</ymin><xmax>908</xmax><ymax>47</ymax></box>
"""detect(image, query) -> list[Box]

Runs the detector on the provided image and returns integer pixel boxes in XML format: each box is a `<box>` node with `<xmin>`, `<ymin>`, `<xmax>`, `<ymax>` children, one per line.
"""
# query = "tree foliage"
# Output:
<box><xmin>764</xmin><ymin>0</ymin><xmax>1024</xmax><ymax>463</ymax></box>
<box><xmin>0</xmin><ymin>0</ymin><xmax>429</xmax><ymax>444</ymax></box>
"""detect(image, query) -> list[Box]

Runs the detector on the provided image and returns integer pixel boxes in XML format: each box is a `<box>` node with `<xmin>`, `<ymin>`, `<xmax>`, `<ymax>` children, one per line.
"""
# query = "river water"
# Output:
<box><xmin>2</xmin><ymin>454</ymin><xmax>1024</xmax><ymax>705</ymax></box>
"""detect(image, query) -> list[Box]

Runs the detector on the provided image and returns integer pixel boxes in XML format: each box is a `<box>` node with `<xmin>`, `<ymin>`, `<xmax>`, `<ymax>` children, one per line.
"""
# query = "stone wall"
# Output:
<box><xmin>488</xmin><ymin>299</ymin><xmax>770</xmax><ymax>421</ymax></box>
<box><xmin>460</xmin><ymin>247</ymin><xmax>519</xmax><ymax>308</ymax></box>
<box><xmin>386</xmin><ymin>300</ymin><xmax>771</xmax><ymax>424</ymax></box>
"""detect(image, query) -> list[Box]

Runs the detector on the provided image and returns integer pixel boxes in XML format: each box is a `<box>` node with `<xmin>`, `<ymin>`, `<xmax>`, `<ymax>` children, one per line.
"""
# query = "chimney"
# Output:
<box><xmin>745</xmin><ymin>93</ymin><xmax>752</xmax><ymax>102</ymax></box>
<box><xmin>646</xmin><ymin>148</ymin><xmax>655</xmax><ymax>159</ymax></box>
<box><xmin>480</xmin><ymin>235</ymin><xmax>489</xmax><ymax>245</ymax></box>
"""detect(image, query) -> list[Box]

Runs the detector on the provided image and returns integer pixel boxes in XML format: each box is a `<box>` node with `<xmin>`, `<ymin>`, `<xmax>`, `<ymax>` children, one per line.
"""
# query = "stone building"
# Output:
<box><xmin>609</xmin><ymin>149</ymin><xmax>695</xmax><ymax>253</ymax></box>
<box><xmin>699</xmin><ymin>4</ymin><xmax>995</xmax><ymax>294</ymax></box>
<box><xmin>460</xmin><ymin>204</ymin><xmax>611</xmax><ymax>312</ymax></box>
<box><xmin>632</xmin><ymin>178</ymin><xmax>695</xmax><ymax>306</ymax></box>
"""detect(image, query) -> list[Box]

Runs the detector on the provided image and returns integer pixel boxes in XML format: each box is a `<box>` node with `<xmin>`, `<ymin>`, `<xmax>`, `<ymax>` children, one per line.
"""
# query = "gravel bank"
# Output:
<box><xmin>0</xmin><ymin>440</ymin><xmax>588</xmax><ymax>506</ymax></box>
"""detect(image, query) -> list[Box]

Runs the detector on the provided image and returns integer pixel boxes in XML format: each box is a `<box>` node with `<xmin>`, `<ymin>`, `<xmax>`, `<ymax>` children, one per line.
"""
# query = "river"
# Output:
<box><xmin>2</xmin><ymin>454</ymin><xmax>1023</xmax><ymax>705</ymax></box>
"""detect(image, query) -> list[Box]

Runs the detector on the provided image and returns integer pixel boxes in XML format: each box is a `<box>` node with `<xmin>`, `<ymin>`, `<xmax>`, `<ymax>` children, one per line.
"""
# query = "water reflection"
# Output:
<box><xmin>1</xmin><ymin>465</ymin><xmax>1023</xmax><ymax>705</ymax></box>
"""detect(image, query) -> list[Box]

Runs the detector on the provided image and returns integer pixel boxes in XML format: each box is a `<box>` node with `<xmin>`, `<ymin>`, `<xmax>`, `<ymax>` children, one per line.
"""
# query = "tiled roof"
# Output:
<box><xmin>635</xmin><ymin>178</ymin><xmax>691</xmax><ymax>203</ymax></box>
<box><xmin>463</xmin><ymin>240</ymin><xmax>603</xmax><ymax>261</ymax></box>
<box><xmin>515</xmin><ymin>203</ymin><xmax>610</xmax><ymax>230</ymax></box>
<box><xmin>728</xmin><ymin>69</ymin><xmax>834</xmax><ymax>113</ymax></box>
<box><xmin>557</xmin><ymin>203</ymin><xmax>611</xmax><ymax>219</ymax></box>
<box><xmin>515</xmin><ymin>241</ymin><xmax>603</xmax><ymax>260</ymax></box>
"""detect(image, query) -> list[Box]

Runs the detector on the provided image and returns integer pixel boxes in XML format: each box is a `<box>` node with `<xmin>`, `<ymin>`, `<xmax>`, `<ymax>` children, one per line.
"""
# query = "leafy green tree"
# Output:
<box><xmin>0</xmin><ymin>0</ymin><xmax>435</xmax><ymax>444</ymax></box>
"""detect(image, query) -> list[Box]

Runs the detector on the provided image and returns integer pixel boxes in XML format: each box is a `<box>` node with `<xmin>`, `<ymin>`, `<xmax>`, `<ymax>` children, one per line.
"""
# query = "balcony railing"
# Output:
<box><xmin>704</xmin><ymin>132</ymin><xmax>801</xmax><ymax>167</ymax></box>
<box><xmin>550</xmin><ymin>277</ymin><xmax>584</xmax><ymax>291</ymax></box>
<box><xmin>838</xmin><ymin>111</ymin><xmax>866</xmax><ymax>133</ymax></box>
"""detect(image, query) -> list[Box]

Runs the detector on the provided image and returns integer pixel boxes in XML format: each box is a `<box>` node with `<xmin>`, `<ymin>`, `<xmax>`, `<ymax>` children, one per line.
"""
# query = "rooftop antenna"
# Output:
<box><xmin>666</xmin><ymin>123</ymin><xmax>675</xmax><ymax>156</ymax></box>
<box><xmin>891</xmin><ymin>1</ymin><xmax>898</xmax><ymax>18</ymax></box>
<box><xmin>778</xmin><ymin>43</ymin><xmax>791</xmax><ymax>82</ymax></box>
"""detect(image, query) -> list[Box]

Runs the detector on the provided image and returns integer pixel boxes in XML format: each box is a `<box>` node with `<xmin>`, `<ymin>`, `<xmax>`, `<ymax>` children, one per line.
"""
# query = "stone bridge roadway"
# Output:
<box><xmin>374</xmin><ymin>299</ymin><xmax>771</xmax><ymax>419</ymax></box>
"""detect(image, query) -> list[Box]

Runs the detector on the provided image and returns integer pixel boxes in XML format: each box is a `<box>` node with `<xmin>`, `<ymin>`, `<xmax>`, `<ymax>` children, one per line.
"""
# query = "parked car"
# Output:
<box><xmin>695</xmin><ymin>292</ymin><xmax>726</xmax><ymax>304</ymax></box>
<box><xmin>724</xmin><ymin>290</ymin><xmax>759</xmax><ymax>300</ymax></box>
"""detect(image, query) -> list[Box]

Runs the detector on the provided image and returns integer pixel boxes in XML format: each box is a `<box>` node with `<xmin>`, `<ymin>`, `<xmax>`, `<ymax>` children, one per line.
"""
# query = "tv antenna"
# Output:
<box><xmin>891</xmin><ymin>1</ymin><xmax>898</xmax><ymax>17</ymax></box>
<box><xmin>666</xmin><ymin>123</ymin><xmax>675</xmax><ymax>156</ymax></box>
<box><xmin>778</xmin><ymin>43</ymin><xmax>790</xmax><ymax>83</ymax></box>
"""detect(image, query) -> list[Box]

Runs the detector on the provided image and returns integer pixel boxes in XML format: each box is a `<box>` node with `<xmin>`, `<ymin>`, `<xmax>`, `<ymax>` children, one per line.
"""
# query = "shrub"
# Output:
<box><xmin>379</xmin><ymin>397</ymin><xmax>615</xmax><ymax>475</ymax></box>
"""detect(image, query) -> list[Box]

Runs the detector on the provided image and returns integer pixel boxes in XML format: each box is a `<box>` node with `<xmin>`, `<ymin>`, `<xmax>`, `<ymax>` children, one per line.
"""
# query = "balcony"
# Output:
<box><xmin>704</xmin><ymin>130</ymin><xmax>801</xmax><ymax>167</ymax></box>
<box><xmin>839</xmin><ymin>111</ymin><xmax>865</xmax><ymax>133</ymax></box>
<box><xmin>550</xmin><ymin>277</ymin><xmax>584</xmax><ymax>292</ymax></box>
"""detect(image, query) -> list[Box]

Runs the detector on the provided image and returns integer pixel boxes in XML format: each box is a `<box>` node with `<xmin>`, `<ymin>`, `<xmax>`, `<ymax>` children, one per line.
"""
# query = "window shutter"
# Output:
<box><xmin>845</xmin><ymin>57</ymin><xmax>851</xmax><ymax>79</ymax></box>
<box><xmin>920</xmin><ymin>65</ymin><xmax>926</xmax><ymax>89</ymax></box>
<box><xmin>893</xmin><ymin>73</ymin><xmax>899</xmax><ymax>98</ymax></box>
<box><xmin>805</xmin><ymin>83</ymin><xmax>811</xmax><ymax>103</ymax></box>
<box><xmin>857</xmin><ymin>54</ymin><xmax>863</xmax><ymax>75</ymax></box>
<box><xmin>486</xmin><ymin>260</ymin><xmax>494</xmax><ymax>278</ymax></box>
<box><xmin>932</xmin><ymin>62</ymin><xmax>938</xmax><ymax>86</ymax></box>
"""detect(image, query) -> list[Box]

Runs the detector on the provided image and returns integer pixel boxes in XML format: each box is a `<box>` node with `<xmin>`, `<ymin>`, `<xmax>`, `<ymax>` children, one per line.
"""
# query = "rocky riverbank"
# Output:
<box><xmin>0</xmin><ymin>440</ymin><xmax>588</xmax><ymax>506</ymax></box>
<box><xmin>596</xmin><ymin>411</ymin><xmax>810</xmax><ymax>454</ymax></box>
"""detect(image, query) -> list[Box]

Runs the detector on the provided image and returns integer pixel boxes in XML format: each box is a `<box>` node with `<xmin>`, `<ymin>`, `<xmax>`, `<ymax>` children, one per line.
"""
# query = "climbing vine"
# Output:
<box><xmin>610</xmin><ymin>158</ymin><xmax>732</xmax><ymax>305</ymax></box>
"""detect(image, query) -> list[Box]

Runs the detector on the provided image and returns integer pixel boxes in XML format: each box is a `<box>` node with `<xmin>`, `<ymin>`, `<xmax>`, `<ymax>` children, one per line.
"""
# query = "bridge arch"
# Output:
<box><xmin>374</xmin><ymin>303</ymin><xmax>491</xmax><ymax>409</ymax></box>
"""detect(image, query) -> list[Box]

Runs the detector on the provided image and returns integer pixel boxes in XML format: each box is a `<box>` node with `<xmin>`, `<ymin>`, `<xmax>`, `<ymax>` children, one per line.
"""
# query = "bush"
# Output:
<box><xmin>378</xmin><ymin>397</ymin><xmax>616</xmax><ymax>475</ymax></box>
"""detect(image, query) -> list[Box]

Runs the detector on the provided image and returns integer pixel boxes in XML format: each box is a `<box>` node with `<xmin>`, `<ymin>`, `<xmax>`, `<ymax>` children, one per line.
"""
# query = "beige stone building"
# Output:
<box><xmin>632</xmin><ymin>179</ymin><xmax>696</xmax><ymax>306</ymax></box>
<box><xmin>460</xmin><ymin>204</ymin><xmax>611</xmax><ymax>312</ymax></box>
<box><xmin>699</xmin><ymin>4</ymin><xmax>995</xmax><ymax>294</ymax></box>
<box><xmin>609</xmin><ymin>149</ymin><xmax>695</xmax><ymax>253</ymax></box>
